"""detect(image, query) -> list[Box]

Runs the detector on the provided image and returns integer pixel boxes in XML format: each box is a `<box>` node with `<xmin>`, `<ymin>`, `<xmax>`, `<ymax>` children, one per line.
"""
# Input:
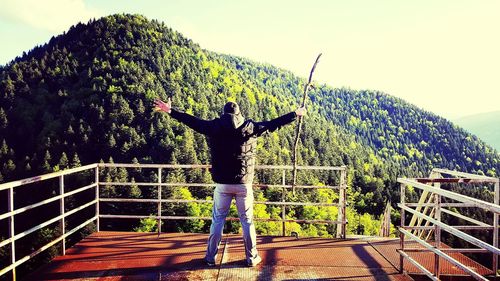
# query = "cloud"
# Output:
<box><xmin>0</xmin><ymin>0</ymin><xmax>103</xmax><ymax>33</ymax></box>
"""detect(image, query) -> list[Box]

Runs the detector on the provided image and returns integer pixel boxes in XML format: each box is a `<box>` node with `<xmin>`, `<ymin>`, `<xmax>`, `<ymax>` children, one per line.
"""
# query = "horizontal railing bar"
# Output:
<box><xmin>398</xmin><ymin>178</ymin><xmax>500</xmax><ymax>214</ymax></box>
<box><xmin>0</xmin><ymin>183</ymin><xmax>97</xmax><ymax>221</ymax></box>
<box><xmin>0</xmin><ymin>164</ymin><xmax>97</xmax><ymax>191</ymax></box>
<box><xmin>404</xmin><ymin>203</ymin><xmax>479</xmax><ymax>208</ymax></box>
<box><xmin>283</xmin><ymin>218</ymin><xmax>341</xmax><ymax>224</ymax></box>
<box><xmin>99</xmin><ymin>214</ymin><xmax>342</xmax><ymax>224</ymax></box>
<box><xmin>0</xmin><ymin>200</ymin><xmax>97</xmax><ymax>248</ymax></box>
<box><xmin>99</xmin><ymin>163</ymin><xmax>210</xmax><ymax>169</ymax></box>
<box><xmin>403</xmin><ymin>248</ymin><xmax>490</xmax><ymax>253</ymax></box>
<box><xmin>64</xmin><ymin>199</ymin><xmax>98</xmax><ymax>218</ymax></box>
<box><xmin>399</xmin><ymin>204</ymin><xmax>500</xmax><ymax>255</ymax></box>
<box><xmin>398</xmin><ymin>228</ymin><xmax>488</xmax><ymax>281</ymax></box>
<box><xmin>440</xmin><ymin>208</ymin><xmax>491</xmax><ymax>227</ymax></box>
<box><xmin>0</xmin><ymin>262</ymin><xmax>15</xmax><ymax>277</ymax></box>
<box><xmin>98</xmin><ymin>182</ymin><xmax>339</xmax><ymax>190</ymax></box>
<box><xmin>414</xmin><ymin>178</ymin><xmax>497</xmax><ymax>184</ymax></box>
<box><xmin>0</xmin><ymin>216</ymin><xmax>97</xmax><ymax>277</ymax></box>
<box><xmin>402</xmin><ymin>225</ymin><xmax>494</xmax><ymax>230</ymax></box>
<box><xmin>99</xmin><ymin>182</ymin><xmax>173</xmax><ymax>186</ymax></box>
<box><xmin>100</xmin><ymin>198</ymin><xmax>158</xmax><ymax>203</ymax></box>
<box><xmin>432</xmin><ymin>168</ymin><xmax>498</xmax><ymax>181</ymax></box>
<box><xmin>98</xmin><ymin>182</ymin><xmax>216</xmax><ymax>187</ymax></box>
<box><xmin>254</xmin><ymin>184</ymin><xmax>340</xmax><ymax>189</ymax></box>
<box><xmin>99</xmin><ymin>198</ymin><xmax>340</xmax><ymax>207</ymax></box>
<box><xmin>257</xmin><ymin>165</ymin><xmax>347</xmax><ymax>171</ymax></box>
<box><xmin>156</xmin><ymin>216</ymin><xmax>339</xmax><ymax>224</ymax></box>
<box><xmin>397</xmin><ymin>249</ymin><xmax>438</xmax><ymax>281</ymax></box>
<box><xmin>98</xmin><ymin>163</ymin><xmax>345</xmax><ymax>171</ymax></box>
<box><xmin>254</xmin><ymin>201</ymin><xmax>339</xmax><ymax>207</ymax></box>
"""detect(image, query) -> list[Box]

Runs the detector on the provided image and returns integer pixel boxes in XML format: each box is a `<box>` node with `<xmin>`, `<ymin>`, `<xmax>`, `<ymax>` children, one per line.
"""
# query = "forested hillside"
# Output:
<box><xmin>220</xmin><ymin>54</ymin><xmax>499</xmax><ymax>178</ymax></box>
<box><xmin>1</xmin><ymin>14</ymin><xmax>499</xmax><ymax>236</ymax></box>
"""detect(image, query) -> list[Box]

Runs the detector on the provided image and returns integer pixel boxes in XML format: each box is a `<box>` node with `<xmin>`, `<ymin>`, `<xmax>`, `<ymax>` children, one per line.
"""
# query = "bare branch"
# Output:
<box><xmin>292</xmin><ymin>53</ymin><xmax>322</xmax><ymax>194</ymax></box>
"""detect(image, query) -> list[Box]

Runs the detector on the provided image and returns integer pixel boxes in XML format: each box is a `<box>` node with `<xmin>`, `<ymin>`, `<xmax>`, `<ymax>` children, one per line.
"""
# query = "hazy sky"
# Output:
<box><xmin>0</xmin><ymin>0</ymin><xmax>498</xmax><ymax>119</ymax></box>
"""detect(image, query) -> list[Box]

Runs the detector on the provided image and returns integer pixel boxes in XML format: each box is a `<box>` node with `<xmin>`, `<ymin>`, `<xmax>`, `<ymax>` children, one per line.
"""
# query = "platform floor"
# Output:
<box><xmin>369</xmin><ymin>239</ymin><xmax>493</xmax><ymax>278</ymax></box>
<box><xmin>26</xmin><ymin>231</ymin><xmax>491</xmax><ymax>281</ymax></box>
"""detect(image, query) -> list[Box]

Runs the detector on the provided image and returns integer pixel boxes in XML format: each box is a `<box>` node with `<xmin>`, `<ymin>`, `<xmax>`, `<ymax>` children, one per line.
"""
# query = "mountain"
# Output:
<box><xmin>1</xmin><ymin>14</ymin><xmax>499</xmax><ymax>216</ymax></box>
<box><xmin>454</xmin><ymin>111</ymin><xmax>500</xmax><ymax>151</ymax></box>
<box><xmin>221</xmin><ymin>55</ymin><xmax>500</xmax><ymax>176</ymax></box>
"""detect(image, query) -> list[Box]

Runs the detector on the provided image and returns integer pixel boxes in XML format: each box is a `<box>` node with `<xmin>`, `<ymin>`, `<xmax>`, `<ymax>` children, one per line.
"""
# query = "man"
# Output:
<box><xmin>154</xmin><ymin>98</ymin><xmax>306</xmax><ymax>267</ymax></box>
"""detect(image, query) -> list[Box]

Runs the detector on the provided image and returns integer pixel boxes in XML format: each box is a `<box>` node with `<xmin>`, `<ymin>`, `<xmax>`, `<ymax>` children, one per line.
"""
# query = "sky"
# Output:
<box><xmin>0</xmin><ymin>0</ymin><xmax>499</xmax><ymax>120</ymax></box>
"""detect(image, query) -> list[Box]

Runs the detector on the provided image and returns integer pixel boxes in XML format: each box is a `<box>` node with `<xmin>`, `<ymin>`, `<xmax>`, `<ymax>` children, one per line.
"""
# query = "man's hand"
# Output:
<box><xmin>295</xmin><ymin>107</ymin><xmax>307</xmax><ymax>117</ymax></box>
<box><xmin>154</xmin><ymin>98</ymin><xmax>172</xmax><ymax>113</ymax></box>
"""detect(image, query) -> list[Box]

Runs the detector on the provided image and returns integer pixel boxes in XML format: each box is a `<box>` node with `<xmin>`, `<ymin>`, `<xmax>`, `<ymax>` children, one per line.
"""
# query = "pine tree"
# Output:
<box><xmin>2</xmin><ymin>159</ymin><xmax>16</xmax><ymax>177</ymax></box>
<box><xmin>71</xmin><ymin>153</ymin><xmax>81</xmax><ymax>168</ymax></box>
<box><xmin>128</xmin><ymin>177</ymin><xmax>142</xmax><ymax>198</ymax></box>
<box><xmin>58</xmin><ymin>152</ymin><xmax>69</xmax><ymax>170</ymax></box>
<box><xmin>0</xmin><ymin>108</ymin><xmax>7</xmax><ymax>129</ymax></box>
<box><xmin>0</xmin><ymin>139</ymin><xmax>8</xmax><ymax>156</ymax></box>
<box><xmin>42</xmin><ymin>150</ymin><xmax>52</xmax><ymax>172</ymax></box>
<box><xmin>108</xmin><ymin>134</ymin><xmax>116</xmax><ymax>148</ymax></box>
<box><xmin>66</xmin><ymin>125</ymin><xmax>75</xmax><ymax>135</ymax></box>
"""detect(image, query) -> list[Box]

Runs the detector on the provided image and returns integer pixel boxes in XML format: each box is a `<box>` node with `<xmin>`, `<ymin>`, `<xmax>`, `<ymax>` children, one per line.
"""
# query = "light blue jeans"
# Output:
<box><xmin>205</xmin><ymin>183</ymin><xmax>260</xmax><ymax>264</ymax></box>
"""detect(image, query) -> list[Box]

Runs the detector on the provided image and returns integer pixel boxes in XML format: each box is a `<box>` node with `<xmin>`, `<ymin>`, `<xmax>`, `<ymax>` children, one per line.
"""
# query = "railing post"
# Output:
<box><xmin>434</xmin><ymin>192</ymin><xmax>441</xmax><ymax>279</ymax></box>
<box><xmin>494</xmin><ymin>178</ymin><xmax>499</xmax><ymax>276</ymax></box>
<box><xmin>399</xmin><ymin>183</ymin><xmax>405</xmax><ymax>274</ymax></box>
<box><xmin>8</xmin><ymin>187</ymin><xmax>16</xmax><ymax>281</ymax></box>
<box><xmin>158</xmin><ymin>168</ymin><xmax>162</xmax><ymax>235</ymax></box>
<box><xmin>59</xmin><ymin>175</ymin><xmax>66</xmax><ymax>255</ymax></box>
<box><xmin>337</xmin><ymin>167</ymin><xmax>347</xmax><ymax>239</ymax></box>
<box><xmin>343</xmin><ymin>167</ymin><xmax>347</xmax><ymax>239</ymax></box>
<box><xmin>282</xmin><ymin>169</ymin><xmax>286</xmax><ymax>236</ymax></box>
<box><xmin>95</xmin><ymin>165</ymin><xmax>100</xmax><ymax>232</ymax></box>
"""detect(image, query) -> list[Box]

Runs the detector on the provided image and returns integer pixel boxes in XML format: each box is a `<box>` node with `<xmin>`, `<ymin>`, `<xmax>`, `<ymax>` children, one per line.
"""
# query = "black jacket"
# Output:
<box><xmin>170</xmin><ymin>109</ymin><xmax>297</xmax><ymax>184</ymax></box>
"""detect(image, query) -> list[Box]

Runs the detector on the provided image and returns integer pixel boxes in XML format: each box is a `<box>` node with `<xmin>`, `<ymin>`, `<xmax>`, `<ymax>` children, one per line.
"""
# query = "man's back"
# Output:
<box><xmin>208</xmin><ymin>114</ymin><xmax>258</xmax><ymax>184</ymax></box>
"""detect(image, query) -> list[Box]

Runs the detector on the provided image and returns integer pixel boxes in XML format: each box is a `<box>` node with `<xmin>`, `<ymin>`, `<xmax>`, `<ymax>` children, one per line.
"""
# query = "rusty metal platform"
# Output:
<box><xmin>369</xmin><ymin>239</ymin><xmax>494</xmax><ymax>279</ymax></box>
<box><xmin>26</xmin><ymin>232</ymin><xmax>412</xmax><ymax>281</ymax></box>
<box><xmin>25</xmin><ymin>231</ymin><xmax>486</xmax><ymax>281</ymax></box>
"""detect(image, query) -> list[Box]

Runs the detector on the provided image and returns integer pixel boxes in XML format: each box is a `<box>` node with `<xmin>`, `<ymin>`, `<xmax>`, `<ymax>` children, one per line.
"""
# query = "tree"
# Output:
<box><xmin>0</xmin><ymin>107</ymin><xmax>7</xmax><ymax>129</ymax></box>
<box><xmin>42</xmin><ymin>150</ymin><xmax>52</xmax><ymax>172</ymax></box>
<box><xmin>58</xmin><ymin>152</ymin><xmax>69</xmax><ymax>170</ymax></box>
<box><xmin>0</xmin><ymin>139</ymin><xmax>8</xmax><ymax>156</ymax></box>
<box><xmin>71</xmin><ymin>153</ymin><xmax>81</xmax><ymax>168</ymax></box>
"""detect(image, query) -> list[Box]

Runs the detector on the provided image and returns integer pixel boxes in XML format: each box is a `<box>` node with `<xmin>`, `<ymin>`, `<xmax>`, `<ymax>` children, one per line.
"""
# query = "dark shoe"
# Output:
<box><xmin>204</xmin><ymin>258</ymin><xmax>216</xmax><ymax>267</ymax></box>
<box><xmin>247</xmin><ymin>255</ymin><xmax>262</xmax><ymax>267</ymax></box>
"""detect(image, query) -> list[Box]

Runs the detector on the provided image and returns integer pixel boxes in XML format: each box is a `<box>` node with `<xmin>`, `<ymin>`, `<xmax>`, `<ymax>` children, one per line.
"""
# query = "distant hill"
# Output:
<box><xmin>454</xmin><ymin>111</ymin><xmax>500</xmax><ymax>151</ymax></box>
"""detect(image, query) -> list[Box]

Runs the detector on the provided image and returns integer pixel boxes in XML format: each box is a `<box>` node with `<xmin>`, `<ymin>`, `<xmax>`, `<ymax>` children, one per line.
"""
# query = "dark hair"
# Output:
<box><xmin>223</xmin><ymin>102</ymin><xmax>240</xmax><ymax>115</ymax></box>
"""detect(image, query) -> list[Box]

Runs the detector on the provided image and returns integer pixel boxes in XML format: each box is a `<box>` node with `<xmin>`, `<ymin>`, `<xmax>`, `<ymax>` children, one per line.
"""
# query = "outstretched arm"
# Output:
<box><xmin>154</xmin><ymin>98</ymin><xmax>214</xmax><ymax>135</ymax></box>
<box><xmin>253</xmin><ymin>107</ymin><xmax>306</xmax><ymax>137</ymax></box>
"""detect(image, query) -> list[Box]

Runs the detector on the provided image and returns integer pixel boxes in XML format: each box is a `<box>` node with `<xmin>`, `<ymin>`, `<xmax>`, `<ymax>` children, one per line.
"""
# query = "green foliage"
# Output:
<box><xmin>134</xmin><ymin>216</ymin><xmax>159</xmax><ymax>232</ymax></box>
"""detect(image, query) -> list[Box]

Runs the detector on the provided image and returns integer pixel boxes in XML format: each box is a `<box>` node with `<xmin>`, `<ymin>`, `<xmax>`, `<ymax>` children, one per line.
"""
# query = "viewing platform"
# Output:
<box><xmin>28</xmin><ymin>232</ymin><xmax>414</xmax><ymax>281</ymax></box>
<box><xmin>1</xmin><ymin>163</ymin><xmax>499</xmax><ymax>280</ymax></box>
<box><xmin>24</xmin><ymin>232</ymin><xmax>493</xmax><ymax>281</ymax></box>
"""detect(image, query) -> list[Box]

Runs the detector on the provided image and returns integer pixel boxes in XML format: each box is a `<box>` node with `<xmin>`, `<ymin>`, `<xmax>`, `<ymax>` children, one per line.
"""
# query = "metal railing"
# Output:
<box><xmin>397</xmin><ymin>168</ymin><xmax>500</xmax><ymax>281</ymax></box>
<box><xmin>0</xmin><ymin>162</ymin><xmax>347</xmax><ymax>280</ymax></box>
<box><xmin>0</xmin><ymin>164</ymin><xmax>99</xmax><ymax>281</ymax></box>
<box><xmin>98</xmin><ymin>163</ymin><xmax>347</xmax><ymax>237</ymax></box>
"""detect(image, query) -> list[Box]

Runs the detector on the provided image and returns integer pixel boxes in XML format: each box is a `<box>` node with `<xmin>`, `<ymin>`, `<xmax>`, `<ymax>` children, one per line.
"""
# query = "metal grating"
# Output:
<box><xmin>27</xmin><ymin>232</ymin><xmax>414</xmax><ymax>281</ymax></box>
<box><xmin>370</xmin><ymin>239</ymin><xmax>493</xmax><ymax>277</ymax></box>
